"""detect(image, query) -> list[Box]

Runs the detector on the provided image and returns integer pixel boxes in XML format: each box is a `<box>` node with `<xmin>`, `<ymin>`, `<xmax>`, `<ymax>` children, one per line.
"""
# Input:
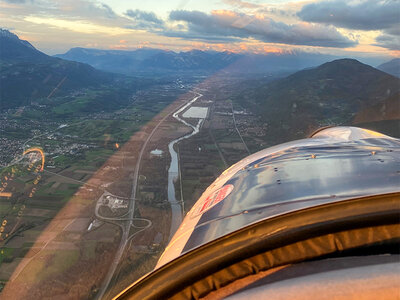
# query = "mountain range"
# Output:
<box><xmin>0</xmin><ymin>29</ymin><xmax>113</xmax><ymax>110</ymax></box>
<box><xmin>1</xmin><ymin>28</ymin><xmax>399</xmax><ymax>139</ymax></box>
<box><xmin>55</xmin><ymin>47</ymin><xmax>339</xmax><ymax>75</ymax></box>
<box><xmin>377</xmin><ymin>58</ymin><xmax>400</xmax><ymax>78</ymax></box>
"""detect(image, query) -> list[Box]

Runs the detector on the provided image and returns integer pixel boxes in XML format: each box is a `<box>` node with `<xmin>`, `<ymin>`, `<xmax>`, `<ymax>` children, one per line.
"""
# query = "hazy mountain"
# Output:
<box><xmin>237</xmin><ymin>59</ymin><xmax>400</xmax><ymax>142</ymax></box>
<box><xmin>54</xmin><ymin>47</ymin><xmax>166</xmax><ymax>74</ymax></box>
<box><xmin>139</xmin><ymin>49</ymin><xmax>241</xmax><ymax>72</ymax></box>
<box><xmin>377</xmin><ymin>58</ymin><xmax>400</xmax><ymax>78</ymax></box>
<box><xmin>55</xmin><ymin>47</ymin><xmax>243</xmax><ymax>74</ymax></box>
<box><xmin>223</xmin><ymin>52</ymin><xmax>337</xmax><ymax>74</ymax></box>
<box><xmin>0</xmin><ymin>29</ymin><xmax>113</xmax><ymax>110</ymax></box>
<box><xmin>55</xmin><ymin>47</ymin><xmax>337</xmax><ymax>75</ymax></box>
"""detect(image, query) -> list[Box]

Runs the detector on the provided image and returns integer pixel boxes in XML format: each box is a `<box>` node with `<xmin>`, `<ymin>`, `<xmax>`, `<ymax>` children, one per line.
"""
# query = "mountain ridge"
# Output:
<box><xmin>0</xmin><ymin>29</ymin><xmax>48</xmax><ymax>62</ymax></box>
<box><xmin>55</xmin><ymin>46</ymin><xmax>339</xmax><ymax>75</ymax></box>
<box><xmin>0</xmin><ymin>29</ymin><xmax>114</xmax><ymax>110</ymax></box>
<box><xmin>235</xmin><ymin>58</ymin><xmax>400</xmax><ymax>142</ymax></box>
<box><xmin>377</xmin><ymin>58</ymin><xmax>400</xmax><ymax>78</ymax></box>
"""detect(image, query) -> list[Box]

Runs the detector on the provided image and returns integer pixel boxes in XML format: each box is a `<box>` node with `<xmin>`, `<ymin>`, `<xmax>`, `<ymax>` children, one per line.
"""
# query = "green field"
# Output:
<box><xmin>0</xmin><ymin>248</ymin><xmax>14</xmax><ymax>266</ymax></box>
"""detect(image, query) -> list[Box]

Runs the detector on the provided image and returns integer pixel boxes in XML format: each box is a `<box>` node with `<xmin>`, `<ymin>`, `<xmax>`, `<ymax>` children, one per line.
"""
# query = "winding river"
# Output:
<box><xmin>167</xmin><ymin>92</ymin><xmax>203</xmax><ymax>240</ymax></box>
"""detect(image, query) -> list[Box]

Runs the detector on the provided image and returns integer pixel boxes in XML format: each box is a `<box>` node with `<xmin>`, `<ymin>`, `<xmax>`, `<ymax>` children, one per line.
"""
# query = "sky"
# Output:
<box><xmin>0</xmin><ymin>0</ymin><xmax>399</xmax><ymax>58</ymax></box>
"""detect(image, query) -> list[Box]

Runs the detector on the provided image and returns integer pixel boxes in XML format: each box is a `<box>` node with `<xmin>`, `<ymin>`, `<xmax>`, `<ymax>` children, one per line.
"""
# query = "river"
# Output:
<box><xmin>167</xmin><ymin>91</ymin><xmax>203</xmax><ymax>240</ymax></box>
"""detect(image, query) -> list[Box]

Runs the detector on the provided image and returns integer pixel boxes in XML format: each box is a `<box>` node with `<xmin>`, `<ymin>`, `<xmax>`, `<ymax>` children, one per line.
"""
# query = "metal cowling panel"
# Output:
<box><xmin>172</xmin><ymin>223</ymin><xmax>399</xmax><ymax>300</ymax></box>
<box><xmin>115</xmin><ymin>193</ymin><xmax>400</xmax><ymax>300</ymax></box>
<box><xmin>182</xmin><ymin>138</ymin><xmax>400</xmax><ymax>254</ymax></box>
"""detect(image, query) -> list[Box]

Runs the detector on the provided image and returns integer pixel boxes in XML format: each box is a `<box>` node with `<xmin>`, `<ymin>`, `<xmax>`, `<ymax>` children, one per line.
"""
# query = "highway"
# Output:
<box><xmin>230</xmin><ymin>101</ymin><xmax>250</xmax><ymax>155</ymax></box>
<box><xmin>96</xmin><ymin>91</ymin><xmax>202</xmax><ymax>299</ymax></box>
<box><xmin>96</xmin><ymin>106</ymin><xmax>172</xmax><ymax>299</ymax></box>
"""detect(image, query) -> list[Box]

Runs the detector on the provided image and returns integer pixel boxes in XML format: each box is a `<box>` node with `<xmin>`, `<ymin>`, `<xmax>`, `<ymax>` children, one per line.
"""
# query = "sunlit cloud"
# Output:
<box><xmin>0</xmin><ymin>0</ymin><xmax>397</xmax><ymax>58</ymax></box>
<box><xmin>222</xmin><ymin>0</ymin><xmax>262</xmax><ymax>9</ymax></box>
<box><xmin>24</xmin><ymin>16</ymin><xmax>135</xmax><ymax>35</ymax></box>
<box><xmin>167</xmin><ymin>9</ymin><xmax>357</xmax><ymax>48</ymax></box>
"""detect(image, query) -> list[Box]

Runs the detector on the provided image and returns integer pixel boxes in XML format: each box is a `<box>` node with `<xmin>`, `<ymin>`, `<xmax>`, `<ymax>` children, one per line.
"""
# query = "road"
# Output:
<box><xmin>96</xmin><ymin>92</ymin><xmax>201</xmax><ymax>299</ymax></box>
<box><xmin>208</xmin><ymin>102</ymin><xmax>228</xmax><ymax>169</ymax></box>
<box><xmin>230</xmin><ymin>102</ymin><xmax>250</xmax><ymax>155</ymax></box>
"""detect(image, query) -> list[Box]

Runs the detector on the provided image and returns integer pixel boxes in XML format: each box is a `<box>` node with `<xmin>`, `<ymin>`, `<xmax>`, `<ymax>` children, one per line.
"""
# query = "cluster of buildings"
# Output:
<box><xmin>0</xmin><ymin>137</ymin><xmax>23</xmax><ymax>167</ymax></box>
<box><xmin>235</xmin><ymin>114</ymin><xmax>268</xmax><ymax>137</ymax></box>
<box><xmin>103</xmin><ymin>195</ymin><xmax>128</xmax><ymax>212</ymax></box>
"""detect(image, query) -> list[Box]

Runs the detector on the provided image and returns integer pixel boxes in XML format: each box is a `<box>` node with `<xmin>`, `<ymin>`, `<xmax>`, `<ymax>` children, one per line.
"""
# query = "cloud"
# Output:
<box><xmin>222</xmin><ymin>0</ymin><xmax>261</xmax><ymax>9</ymax></box>
<box><xmin>294</xmin><ymin>0</ymin><xmax>399</xmax><ymax>51</ymax></box>
<box><xmin>260</xmin><ymin>7</ymin><xmax>294</xmax><ymax>18</ymax></box>
<box><xmin>2</xmin><ymin>0</ymin><xmax>32</xmax><ymax>3</ymax></box>
<box><xmin>2</xmin><ymin>0</ymin><xmax>121</xmax><ymax>22</ymax></box>
<box><xmin>125</xmin><ymin>9</ymin><xmax>164</xmax><ymax>29</ymax></box>
<box><xmin>24</xmin><ymin>16</ymin><xmax>133</xmax><ymax>35</ymax></box>
<box><xmin>168</xmin><ymin>10</ymin><xmax>357</xmax><ymax>48</ymax></box>
<box><xmin>374</xmin><ymin>27</ymin><xmax>400</xmax><ymax>50</ymax></box>
<box><xmin>58</xmin><ymin>1</ymin><xmax>119</xmax><ymax>21</ymax></box>
<box><xmin>384</xmin><ymin>26</ymin><xmax>400</xmax><ymax>37</ymax></box>
<box><xmin>375</xmin><ymin>34</ymin><xmax>400</xmax><ymax>51</ymax></box>
<box><xmin>97</xmin><ymin>3</ymin><xmax>116</xmax><ymax>19</ymax></box>
<box><xmin>162</xmin><ymin>31</ymin><xmax>241</xmax><ymax>43</ymax></box>
<box><xmin>298</xmin><ymin>0</ymin><xmax>400</xmax><ymax>30</ymax></box>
